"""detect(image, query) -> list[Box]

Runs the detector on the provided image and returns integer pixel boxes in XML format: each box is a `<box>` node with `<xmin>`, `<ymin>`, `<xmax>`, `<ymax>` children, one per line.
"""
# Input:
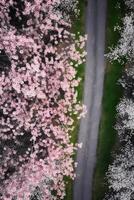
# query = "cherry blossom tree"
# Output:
<box><xmin>104</xmin><ymin>144</ymin><xmax>134</xmax><ymax>200</ymax></box>
<box><xmin>105</xmin><ymin>65</ymin><xmax>134</xmax><ymax>200</ymax></box>
<box><xmin>107</xmin><ymin>1</ymin><xmax>134</xmax><ymax>62</ymax></box>
<box><xmin>104</xmin><ymin>1</ymin><xmax>134</xmax><ymax>199</ymax></box>
<box><xmin>0</xmin><ymin>0</ymin><xmax>86</xmax><ymax>199</ymax></box>
<box><xmin>108</xmin><ymin>13</ymin><xmax>134</xmax><ymax>61</ymax></box>
<box><xmin>125</xmin><ymin>0</ymin><xmax>134</xmax><ymax>10</ymax></box>
<box><xmin>114</xmin><ymin>66</ymin><xmax>134</xmax><ymax>141</ymax></box>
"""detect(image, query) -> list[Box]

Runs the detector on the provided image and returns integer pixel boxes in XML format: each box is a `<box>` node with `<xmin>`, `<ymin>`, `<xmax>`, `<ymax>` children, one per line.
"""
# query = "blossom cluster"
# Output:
<box><xmin>104</xmin><ymin>1</ymin><xmax>134</xmax><ymax>199</ymax></box>
<box><xmin>125</xmin><ymin>0</ymin><xmax>134</xmax><ymax>10</ymax></box>
<box><xmin>107</xmin><ymin>0</ymin><xmax>134</xmax><ymax>62</ymax></box>
<box><xmin>104</xmin><ymin>144</ymin><xmax>134</xmax><ymax>200</ymax></box>
<box><xmin>54</xmin><ymin>0</ymin><xmax>79</xmax><ymax>20</ymax></box>
<box><xmin>107</xmin><ymin>13</ymin><xmax>134</xmax><ymax>61</ymax></box>
<box><xmin>0</xmin><ymin>0</ymin><xmax>86</xmax><ymax>199</ymax></box>
<box><xmin>104</xmin><ymin>67</ymin><xmax>134</xmax><ymax>200</ymax></box>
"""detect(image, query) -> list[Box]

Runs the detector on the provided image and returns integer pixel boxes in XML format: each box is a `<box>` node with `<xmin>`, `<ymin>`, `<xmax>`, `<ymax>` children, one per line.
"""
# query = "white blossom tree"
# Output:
<box><xmin>108</xmin><ymin>13</ymin><xmax>134</xmax><ymax>61</ymax></box>
<box><xmin>105</xmin><ymin>1</ymin><xmax>134</xmax><ymax>200</ymax></box>
<box><xmin>104</xmin><ymin>145</ymin><xmax>134</xmax><ymax>200</ymax></box>
<box><xmin>125</xmin><ymin>0</ymin><xmax>134</xmax><ymax>10</ymax></box>
<box><xmin>107</xmin><ymin>0</ymin><xmax>134</xmax><ymax>62</ymax></box>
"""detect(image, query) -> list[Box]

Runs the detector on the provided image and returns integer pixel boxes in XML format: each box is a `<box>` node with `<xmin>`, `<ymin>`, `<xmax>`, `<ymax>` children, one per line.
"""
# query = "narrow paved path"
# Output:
<box><xmin>73</xmin><ymin>0</ymin><xmax>107</xmax><ymax>200</ymax></box>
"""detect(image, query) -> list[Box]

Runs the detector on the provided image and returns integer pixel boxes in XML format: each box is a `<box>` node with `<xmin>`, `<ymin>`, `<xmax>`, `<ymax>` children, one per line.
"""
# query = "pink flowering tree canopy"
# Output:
<box><xmin>0</xmin><ymin>0</ymin><xmax>86</xmax><ymax>200</ymax></box>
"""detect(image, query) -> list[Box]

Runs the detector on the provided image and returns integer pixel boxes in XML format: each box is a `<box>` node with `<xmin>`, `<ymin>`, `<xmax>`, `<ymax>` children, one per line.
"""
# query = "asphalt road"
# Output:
<box><xmin>73</xmin><ymin>0</ymin><xmax>107</xmax><ymax>200</ymax></box>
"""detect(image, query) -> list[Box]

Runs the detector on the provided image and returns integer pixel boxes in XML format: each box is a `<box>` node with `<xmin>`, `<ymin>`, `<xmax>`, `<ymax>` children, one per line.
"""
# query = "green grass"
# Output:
<box><xmin>72</xmin><ymin>1</ymin><xmax>86</xmax><ymax>35</ymax></box>
<box><xmin>92</xmin><ymin>1</ymin><xmax>125</xmax><ymax>200</ymax></box>
<box><xmin>64</xmin><ymin>1</ymin><xmax>86</xmax><ymax>200</ymax></box>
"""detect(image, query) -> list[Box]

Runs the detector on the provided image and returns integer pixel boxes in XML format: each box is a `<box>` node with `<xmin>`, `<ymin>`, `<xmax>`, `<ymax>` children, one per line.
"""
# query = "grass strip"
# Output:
<box><xmin>64</xmin><ymin>1</ymin><xmax>86</xmax><ymax>200</ymax></box>
<box><xmin>92</xmin><ymin>1</ymin><xmax>125</xmax><ymax>200</ymax></box>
